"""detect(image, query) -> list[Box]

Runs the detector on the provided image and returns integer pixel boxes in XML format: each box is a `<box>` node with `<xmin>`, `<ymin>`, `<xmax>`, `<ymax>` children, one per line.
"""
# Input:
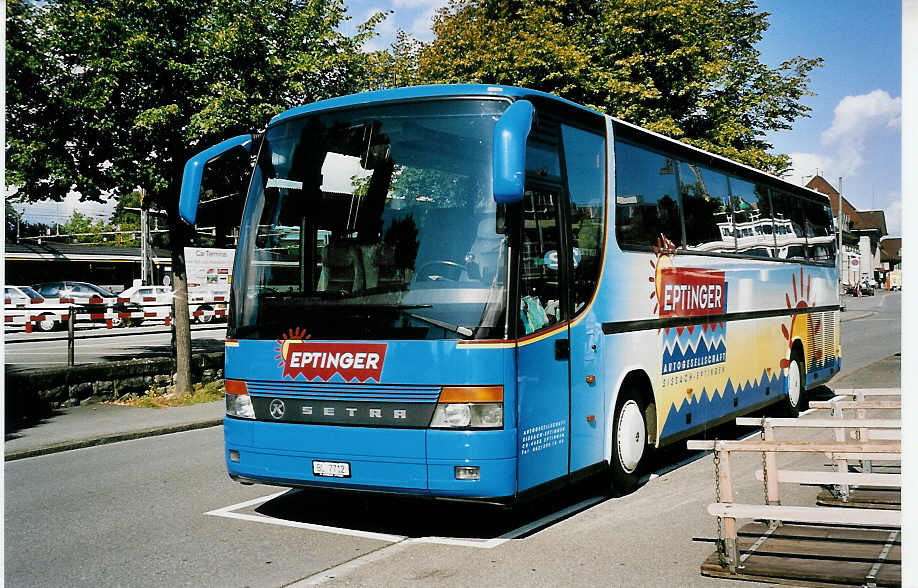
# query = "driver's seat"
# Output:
<box><xmin>322</xmin><ymin>240</ymin><xmax>365</xmax><ymax>293</ymax></box>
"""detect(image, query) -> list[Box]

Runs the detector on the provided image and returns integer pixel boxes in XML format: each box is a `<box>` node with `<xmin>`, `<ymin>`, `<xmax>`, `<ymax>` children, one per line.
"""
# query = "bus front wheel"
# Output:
<box><xmin>610</xmin><ymin>387</ymin><xmax>651</xmax><ymax>495</ymax></box>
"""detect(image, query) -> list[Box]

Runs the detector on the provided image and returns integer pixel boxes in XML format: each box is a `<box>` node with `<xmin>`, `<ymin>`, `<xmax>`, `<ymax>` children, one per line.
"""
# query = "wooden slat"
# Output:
<box><xmin>865</xmin><ymin>429</ymin><xmax>900</xmax><ymax>440</ymax></box>
<box><xmin>734</xmin><ymin>417</ymin><xmax>901</xmax><ymax>429</ymax></box>
<box><xmin>827</xmin><ymin>452</ymin><xmax>901</xmax><ymax>461</ymax></box>
<box><xmin>687</xmin><ymin>439</ymin><xmax>900</xmax><ymax>453</ymax></box>
<box><xmin>817</xmin><ymin>488</ymin><xmax>901</xmax><ymax>510</ymax></box>
<box><xmin>706</xmin><ymin>503</ymin><xmax>901</xmax><ymax>527</ymax></box>
<box><xmin>833</xmin><ymin>388</ymin><xmax>900</xmax><ymax>396</ymax></box>
<box><xmin>701</xmin><ymin>522</ymin><xmax>902</xmax><ymax>587</ymax></box>
<box><xmin>808</xmin><ymin>400</ymin><xmax>901</xmax><ymax>410</ymax></box>
<box><xmin>754</xmin><ymin>469</ymin><xmax>901</xmax><ymax>487</ymax></box>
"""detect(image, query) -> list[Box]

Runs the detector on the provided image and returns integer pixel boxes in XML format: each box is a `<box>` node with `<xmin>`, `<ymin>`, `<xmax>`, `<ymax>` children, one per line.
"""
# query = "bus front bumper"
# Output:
<box><xmin>224</xmin><ymin>417</ymin><xmax>518</xmax><ymax>499</ymax></box>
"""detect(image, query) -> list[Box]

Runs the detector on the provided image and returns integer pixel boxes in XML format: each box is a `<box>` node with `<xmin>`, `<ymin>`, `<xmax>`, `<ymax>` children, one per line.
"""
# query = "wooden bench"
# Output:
<box><xmin>687</xmin><ymin>437</ymin><xmax>901</xmax><ymax>580</ymax></box>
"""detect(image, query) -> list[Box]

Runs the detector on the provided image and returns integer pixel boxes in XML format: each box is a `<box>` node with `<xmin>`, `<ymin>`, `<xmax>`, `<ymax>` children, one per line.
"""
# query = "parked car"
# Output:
<box><xmin>117</xmin><ymin>285</ymin><xmax>173</xmax><ymax>325</ymax></box>
<box><xmin>4</xmin><ymin>285</ymin><xmax>57</xmax><ymax>331</ymax></box>
<box><xmin>118</xmin><ymin>284</ymin><xmax>228</xmax><ymax>324</ymax></box>
<box><xmin>31</xmin><ymin>281</ymin><xmax>141</xmax><ymax>328</ymax></box>
<box><xmin>188</xmin><ymin>286</ymin><xmax>230</xmax><ymax>324</ymax></box>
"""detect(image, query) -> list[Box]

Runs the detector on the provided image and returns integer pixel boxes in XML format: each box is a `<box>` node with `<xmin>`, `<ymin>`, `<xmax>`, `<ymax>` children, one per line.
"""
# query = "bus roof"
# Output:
<box><xmin>270</xmin><ymin>84</ymin><xmax>830</xmax><ymax>205</ymax></box>
<box><xmin>268</xmin><ymin>84</ymin><xmax>601</xmax><ymax>126</ymax></box>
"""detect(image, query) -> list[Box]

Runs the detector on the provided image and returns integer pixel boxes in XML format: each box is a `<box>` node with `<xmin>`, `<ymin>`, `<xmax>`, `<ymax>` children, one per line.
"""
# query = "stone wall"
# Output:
<box><xmin>5</xmin><ymin>352</ymin><xmax>224</xmax><ymax>424</ymax></box>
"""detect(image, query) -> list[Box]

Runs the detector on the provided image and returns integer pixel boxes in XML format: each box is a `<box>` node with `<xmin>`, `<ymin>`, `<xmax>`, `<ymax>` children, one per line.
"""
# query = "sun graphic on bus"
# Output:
<box><xmin>274</xmin><ymin>327</ymin><xmax>310</xmax><ymax>368</ymax></box>
<box><xmin>648</xmin><ymin>234</ymin><xmax>678</xmax><ymax>315</ymax></box>
<box><xmin>780</xmin><ymin>268</ymin><xmax>819</xmax><ymax>368</ymax></box>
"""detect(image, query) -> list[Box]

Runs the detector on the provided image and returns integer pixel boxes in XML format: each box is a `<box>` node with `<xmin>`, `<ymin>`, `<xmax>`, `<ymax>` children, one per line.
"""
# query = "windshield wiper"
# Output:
<box><xmin>406</xmin><ymin>312</ymin><xmax>474</xmax><ymax>337</ymax></box>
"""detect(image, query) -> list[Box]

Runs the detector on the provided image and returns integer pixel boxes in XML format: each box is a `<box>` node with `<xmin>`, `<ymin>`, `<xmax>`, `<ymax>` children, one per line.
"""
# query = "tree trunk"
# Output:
<box><xmin>168</xmin><ymin>210</ymin><xmax>193</xmax><ymax>396</ymax></box>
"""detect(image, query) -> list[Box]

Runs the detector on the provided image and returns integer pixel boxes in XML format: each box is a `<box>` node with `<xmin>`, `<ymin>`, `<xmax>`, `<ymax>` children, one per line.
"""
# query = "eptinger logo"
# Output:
<box><xmin>280</xmin><ymin>342</ymin><xmax>387</xmax><ymax>382</ymax></box>
<box><xmin>658</xmin><ymin>267</ymin><xmax>727</xmax><ymax>318</ymax></box>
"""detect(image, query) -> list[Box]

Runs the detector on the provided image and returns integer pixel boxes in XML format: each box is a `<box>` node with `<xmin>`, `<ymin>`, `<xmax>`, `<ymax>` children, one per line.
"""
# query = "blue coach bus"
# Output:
<box><xmin>179</xmin><ymin>85</ymin><xmax>840</xmax><ymax>501</ymax></box>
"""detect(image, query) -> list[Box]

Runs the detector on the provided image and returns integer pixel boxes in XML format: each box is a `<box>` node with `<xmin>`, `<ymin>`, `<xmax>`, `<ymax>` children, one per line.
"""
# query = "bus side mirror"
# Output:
<box><xmin>492</xmin><ymin>100</ymin><xmax>534</xmax><ymax>204</ymax></box>
<box><xmin>179</xmin><ymin>134</ymin><xmax>255</xmax><ymax>225</ymax></box>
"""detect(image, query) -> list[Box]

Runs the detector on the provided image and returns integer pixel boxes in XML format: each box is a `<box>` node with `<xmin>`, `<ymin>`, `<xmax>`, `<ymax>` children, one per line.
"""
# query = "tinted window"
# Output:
<box><xmin>770</xmin><ymin>190</ymin><xmax>808</xmax><ymax>260</ymax></box>
<box><xmin>562</xmin><ymin>124</ymin><xmax>605</xmax><ymax>313</ymax></box>
<box><xmin>614</xmin><ymin>141</ymin><xmax>681</xmax><ymax>249</ymax></box>
<box><xmin>730</xmin><ymin>178</ymin><xmax>776</xmax><ymax>257</ymax></box>
<box><xmin>527</xmin><ymin>141</ymin><xmax>562</xmax><ymax>179</ymax></box>
<box><xmin>233</xmin><ymin>99</ymin><xmax>510</xmax><ymax>341</ymax></box>
<box><xmin>35</xmin><ymin>283</ymin><xmax>61</xmax><ymax>296</ymax></box>
<box><xmin>680</xmin><ymin>162</ymin><xmax>731</xmax><ymax>252</ymax></box>
<box><xmin>803</xmin><ymin>199</ymin><xmax>836</xmax><ymax>264</ymax></box>
<box><xmin>519</xmin><ymin>190</ymin><xmax>565</xmax><ymax>334</ymax></box>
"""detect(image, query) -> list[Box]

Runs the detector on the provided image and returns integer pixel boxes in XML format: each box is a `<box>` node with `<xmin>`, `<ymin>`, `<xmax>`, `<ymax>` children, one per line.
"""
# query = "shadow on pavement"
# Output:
<box><xmin>246</xmin><ymin>401</ymin><xmax>789</xmax><ymax>541</ymax></box>
<box><xmin>253</xmin><ymin>478</ymin><xmax>610</xmax><ymax>540</ymax></box>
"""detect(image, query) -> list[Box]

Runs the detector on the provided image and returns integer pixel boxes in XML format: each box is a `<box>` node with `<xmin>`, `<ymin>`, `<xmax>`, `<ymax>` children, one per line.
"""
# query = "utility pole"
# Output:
<box><xmin>140</xmin><ymin>188</ymin><xmax>152</xmax><ymax>285</ymax></box>
<box><xmin>838</xmin><ymin>177</ymin><xmax>844</xmax><ymax>308</ymax></box>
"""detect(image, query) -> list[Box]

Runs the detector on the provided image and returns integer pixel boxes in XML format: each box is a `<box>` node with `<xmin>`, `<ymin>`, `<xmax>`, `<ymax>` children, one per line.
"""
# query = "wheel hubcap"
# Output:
<box><xmin>617</xmin><ymin>399</ymin><xmax>646</xmax><ymax>473</ymax></box>
<box><xmin>787</xmin><ymin>359</ymin><xmax>801</xmax><ymax>407</ymax></box>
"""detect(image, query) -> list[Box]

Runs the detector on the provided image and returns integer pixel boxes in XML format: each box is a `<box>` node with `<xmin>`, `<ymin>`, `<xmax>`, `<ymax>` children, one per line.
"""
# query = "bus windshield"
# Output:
<box><xmin>232</xmin><ymin>98</ymin><xmax>512</xmax><ymax>341</ymax></box>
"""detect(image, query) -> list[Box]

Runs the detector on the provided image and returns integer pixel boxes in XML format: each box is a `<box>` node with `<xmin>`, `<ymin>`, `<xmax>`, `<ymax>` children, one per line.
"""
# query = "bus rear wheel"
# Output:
<box><xmin>781</xmin><ymin>353</ymin><xmax>804</xmax><ymax>418</ymax></box>
<box><xmin>610</xmin><ymin>387</ymin><xmax>651</xmax><ymax>495</ymax></box>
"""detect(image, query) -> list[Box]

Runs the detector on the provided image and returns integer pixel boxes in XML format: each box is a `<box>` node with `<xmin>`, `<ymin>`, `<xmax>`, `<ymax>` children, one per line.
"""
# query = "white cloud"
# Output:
<box><xmin>406</xmin><ymin>1</ymin><xmax>448</xmax><ymax>40</ymax></box>
<box><xmin>784</xmin><ymin>89</ymin><xmax>901</xmax><ymax>200</ymax></box>
<box><xmin>884</xmin><ymin>195</ymin><xmax>902</xmax><ymax>235</ymax></box>
<box><xmin>820</xmin><ymin>89</ymin><xmax>901</xmax><ymax>177</ymax></box>
<box><xmin>822</xmin><ymin>89</ymin><xmax>901</xmax><ymax>143</ymax></box>
<box><xmin>356</xmin><ymin>0</ymin><xmax>448</xmax><ymax>47</ymax></box>
<box><xmin>12</xmin><ymin>191</ymin><xmax>116</xmax><ymax>226</ymax></box>
<box><xmin>786</xmin><ymin>152</ymin><xmax>836</xmax><ymax>186</ymax></box>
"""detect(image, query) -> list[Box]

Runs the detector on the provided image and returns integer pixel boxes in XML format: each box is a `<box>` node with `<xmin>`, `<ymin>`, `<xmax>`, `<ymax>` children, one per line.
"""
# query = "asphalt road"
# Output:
<box><xmin>3</xmin><ymin>324</ymin><xmax>227</xmax><ymax>371</ymax></box>
<box><xmin>4</xmin><ymin>293</ymin><xmax>902</xmax><ymax>587</ymax></box>
<box><xmin>832</xmin><ymin>291</ymin><xmax>901</xmax><ymax>382</ymax></box>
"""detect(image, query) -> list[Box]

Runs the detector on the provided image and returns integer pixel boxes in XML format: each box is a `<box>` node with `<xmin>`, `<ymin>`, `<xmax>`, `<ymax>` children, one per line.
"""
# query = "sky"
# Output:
<box><xmin>12</xmin><ymin>1</ymin><xmax>903</xmax><ymax>236</ymax></box>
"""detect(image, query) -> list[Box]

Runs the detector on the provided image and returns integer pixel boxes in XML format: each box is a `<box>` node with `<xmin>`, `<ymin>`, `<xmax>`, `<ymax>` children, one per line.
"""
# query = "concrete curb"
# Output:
<box><xmin>4</xmin><ymin>418</ymin><xmax>223</xmax><ymax>462</ymax></box>
<box><xmin>839</xmin><ymin>311</ymin><xmax>872</xmax><ymax>322</ymax></box>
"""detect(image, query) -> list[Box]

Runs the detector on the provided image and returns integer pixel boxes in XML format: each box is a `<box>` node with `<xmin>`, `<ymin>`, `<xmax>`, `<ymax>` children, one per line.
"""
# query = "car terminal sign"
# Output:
<box><xmin>184</xmin><ymin>247</ymin><xmax>234</xmax><ymax>288</ymax></box>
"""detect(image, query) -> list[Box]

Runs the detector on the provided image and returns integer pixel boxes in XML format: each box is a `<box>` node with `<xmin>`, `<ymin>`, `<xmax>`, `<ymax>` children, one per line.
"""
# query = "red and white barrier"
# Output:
<box><xmin>4</xmin><ymin>293</ymin><xmax>228</xmax><ymax>332</ymax></box>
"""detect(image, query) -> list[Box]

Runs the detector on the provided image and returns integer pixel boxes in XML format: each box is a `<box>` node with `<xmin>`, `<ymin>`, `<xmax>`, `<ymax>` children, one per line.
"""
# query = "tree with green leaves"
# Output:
<box><xmin>418</xmin><ymin>0</ymin><xmax>821</xmax><ymax>174</ymax></box>
<box><xmin>56</xmin><ymin>212</ymin><xmax>115</xmax><ymax>244</ymax></box>
<box><xmin>7</xmin><ymin>0</ymin><xmax>384</xmax><ymax>394</ymax></box>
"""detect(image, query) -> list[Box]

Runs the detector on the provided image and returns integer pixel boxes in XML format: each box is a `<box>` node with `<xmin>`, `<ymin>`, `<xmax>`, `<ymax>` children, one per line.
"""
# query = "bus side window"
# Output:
<box><xmin>614</xmin><ymin>140</ymin><xmax>682</xmax><ymax>250</ymax></box>
<box><xmin>803</xmin><ymin>199</ymin><xmax>836</xmax><ymax>264</ymax></box>
<box><xmin>519</xmin><ymin>190</ymin><xmax>565</xmax><ymax>334</ymax></box>
<box><xmin>770</xmin><ymin>190</ymin><xmax>808</xmax><ymax>260</ymax></box>
<box><xmin>561</xmin><ymin>124</ymin><xmax>605</xmax><ymax>313</ymax></box>
<box><xmin>680</xmin><ymin>162</ymin><xmax>731</xmax><ymax>253</ymax></box>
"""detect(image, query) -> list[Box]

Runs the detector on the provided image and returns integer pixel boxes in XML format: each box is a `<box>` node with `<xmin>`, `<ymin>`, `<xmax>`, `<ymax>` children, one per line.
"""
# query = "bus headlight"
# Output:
<box><xmin>429</xmin><ymin>386</ymin><xmax>503</xmax><ymax>429</ymax></box>
<box><xmin>225</xmin><ymin>379</ymin><xmax>255</xmax><ymax>419</ymax></box>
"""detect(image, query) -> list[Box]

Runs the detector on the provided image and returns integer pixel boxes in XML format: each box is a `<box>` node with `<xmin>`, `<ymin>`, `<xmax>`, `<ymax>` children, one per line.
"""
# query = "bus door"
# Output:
<box><xmin>560</xmin><ymin>122</ymin><xmax>608</xmax><ymax>473</ymax></box>
<box><xmin>516</xmin><ymin>185</ymin><xmax>572</xmax><ymax>492</ymax></box>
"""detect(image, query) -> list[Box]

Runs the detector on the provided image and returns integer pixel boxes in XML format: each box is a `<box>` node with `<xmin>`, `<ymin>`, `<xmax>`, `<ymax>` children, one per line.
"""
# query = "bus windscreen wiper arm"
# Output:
<box><xmin>407</xmin><ymin>312</ymin><xmax>473</xmax><ymax>337</ymax></box>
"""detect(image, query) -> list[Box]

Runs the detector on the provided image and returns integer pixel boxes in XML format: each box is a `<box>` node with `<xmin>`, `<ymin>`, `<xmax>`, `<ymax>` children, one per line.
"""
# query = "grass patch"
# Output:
<box><xmin>111</xmin><ymin>380</ymin><xmax>224</xmax><ymax>408</ymax></box>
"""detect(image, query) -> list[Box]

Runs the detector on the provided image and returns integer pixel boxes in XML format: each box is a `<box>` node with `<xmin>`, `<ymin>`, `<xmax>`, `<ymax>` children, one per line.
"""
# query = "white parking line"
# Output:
<box><xmin>205</xmin><ymin>491</ymin><xmax>406</xmax><ymax>543</ymax></box>
<box><xmin>205</xmin><ymin>489</ymin><xmax>608</xmax><ymax>551</ymax></box>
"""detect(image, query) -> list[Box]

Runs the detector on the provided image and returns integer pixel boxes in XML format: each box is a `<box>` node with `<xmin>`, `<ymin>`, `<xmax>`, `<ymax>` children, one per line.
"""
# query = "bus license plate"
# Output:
<box><xmin>313</xmin><ymin>460</ymin><xmax>350</xmax><ymax>478</ymax></box>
